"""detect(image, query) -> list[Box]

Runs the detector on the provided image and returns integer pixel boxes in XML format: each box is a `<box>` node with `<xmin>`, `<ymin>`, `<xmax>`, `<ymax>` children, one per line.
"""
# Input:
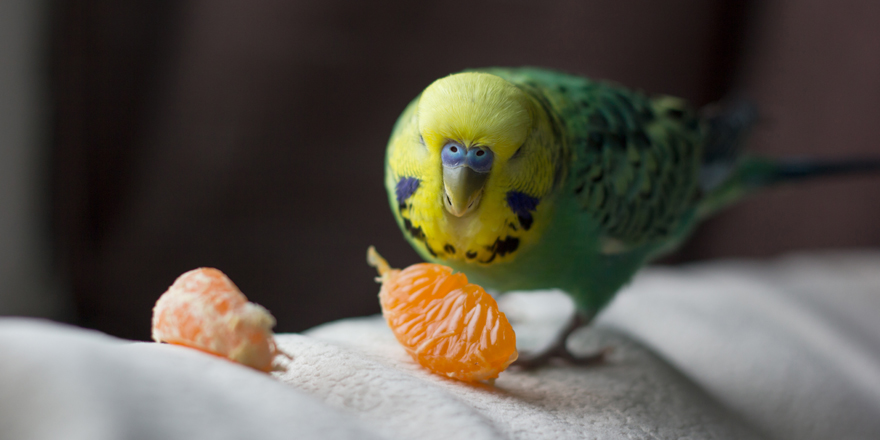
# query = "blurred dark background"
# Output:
<box><xmin>1</xmin><ymin>0</ymin><xmax>878</xmax><ymax>340</ymax></box>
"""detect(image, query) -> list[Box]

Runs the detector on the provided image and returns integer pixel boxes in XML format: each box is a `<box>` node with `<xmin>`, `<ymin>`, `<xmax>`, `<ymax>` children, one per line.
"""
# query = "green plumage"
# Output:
<box><xmin>385</xmin><ymin>67</ymin><xmax>876</xmax><ymax>320</ymax></box>
<box><xmin>445</xmin><ymin>67</ymin><xmax>708</xmax><ymax>314</ymax></box>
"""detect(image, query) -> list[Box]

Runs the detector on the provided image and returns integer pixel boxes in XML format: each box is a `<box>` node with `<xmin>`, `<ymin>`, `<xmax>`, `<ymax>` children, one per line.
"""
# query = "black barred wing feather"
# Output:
<box><xmin>567</xmin><ymin>85</ymin><xmax>702</xmax><ymax>250</ymax></box>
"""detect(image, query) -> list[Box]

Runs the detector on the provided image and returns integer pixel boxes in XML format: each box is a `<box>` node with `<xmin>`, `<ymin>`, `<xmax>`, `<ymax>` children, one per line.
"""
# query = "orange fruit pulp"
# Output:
<box><xmin>151</xmin><ymin>267</ymin><xmax>286</xmax><ymax>372</ymax></box>
<box><xmin>368</xmin><ymin>246</ymin><xmax>517</xmax><ymax>382</ymax></box>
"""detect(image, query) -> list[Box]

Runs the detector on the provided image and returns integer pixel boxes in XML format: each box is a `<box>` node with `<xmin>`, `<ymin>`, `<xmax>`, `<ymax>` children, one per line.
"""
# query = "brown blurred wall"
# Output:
<box><xmin>50</xmin><ymin>0</ymin><xmax>880</xmax><ymax>340</ymax></box>
<box><xmin>678</xmin><ymin>0</ymin><xmax>880</xmax><ymax>257</ymax></box>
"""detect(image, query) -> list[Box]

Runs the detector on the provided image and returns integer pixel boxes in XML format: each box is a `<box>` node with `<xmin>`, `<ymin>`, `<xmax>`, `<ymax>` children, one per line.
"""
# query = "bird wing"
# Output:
<box><xmin>565</xmin><ymin>84</ymin><xmax>703</xmax><ymax>252</ymax></box>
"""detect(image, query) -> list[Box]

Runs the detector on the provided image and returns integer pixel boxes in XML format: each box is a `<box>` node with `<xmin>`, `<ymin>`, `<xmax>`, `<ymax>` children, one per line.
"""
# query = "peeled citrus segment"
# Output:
<box><xmin>368</xmin><ymin>247</ymin><xmax>518</xmax><ymax>382</ymax></box>
<box><xmin>151</xmin><ymin>267</ymin><xmax>286</xmax><ymax>372</ymax></box>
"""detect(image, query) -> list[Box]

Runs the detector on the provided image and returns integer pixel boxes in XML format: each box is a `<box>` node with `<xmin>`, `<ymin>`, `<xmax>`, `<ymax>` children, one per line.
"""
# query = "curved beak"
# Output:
<box><xmin>442</xmin><ymin>166</ymin><xmax>488</xmax><ymax>217</ymax></box>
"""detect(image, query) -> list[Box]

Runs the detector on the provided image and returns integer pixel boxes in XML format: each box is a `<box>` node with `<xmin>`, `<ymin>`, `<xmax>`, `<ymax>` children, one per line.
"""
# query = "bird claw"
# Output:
<box><xmin>511</xmin><ymin>345</ymin><xmax>611</xmax><ymax>371</ymax></box>
<box><xmin>508</xmin><ymin>311</ymin><xmax>611</xmax><ymax>370</ymax></box>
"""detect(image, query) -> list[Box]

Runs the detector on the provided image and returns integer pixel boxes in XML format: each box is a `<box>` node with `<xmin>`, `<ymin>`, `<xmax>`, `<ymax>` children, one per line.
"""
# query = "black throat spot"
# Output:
<box><xmin>481</xmin><ymin>236</ymin><xmax>520</xmax><ymax>264</ymax></box>
<box><xmin>402</xmin><ymin>217</ymin><xmax>425</xmax><ymax>241</ymax></box>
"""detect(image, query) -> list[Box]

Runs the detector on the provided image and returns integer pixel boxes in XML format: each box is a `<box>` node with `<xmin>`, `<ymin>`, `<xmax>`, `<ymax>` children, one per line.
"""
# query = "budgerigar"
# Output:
<box><xmin>383</xmin><ymin>67</ymin><xmax>877</xmax><ymax>365</ymax></box>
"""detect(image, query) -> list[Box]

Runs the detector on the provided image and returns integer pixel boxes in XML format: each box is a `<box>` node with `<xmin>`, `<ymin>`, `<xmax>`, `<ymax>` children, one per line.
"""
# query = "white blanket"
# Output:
<box><xmin>2</xmin><ymin>252</ymin><xmax>879</xmax><ymax>439</ymax></box>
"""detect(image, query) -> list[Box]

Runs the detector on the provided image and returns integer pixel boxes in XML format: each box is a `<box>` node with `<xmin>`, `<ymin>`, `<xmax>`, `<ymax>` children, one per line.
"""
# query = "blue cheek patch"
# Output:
<box><xmin>395</xmin><ymin>177</ymin><xmax>421</xmax><ymax>208</ymax></box>
<box><xmin>506</xmin><ymin>191</ymin><xmax>540</xmax><ymax>230</ymax></box>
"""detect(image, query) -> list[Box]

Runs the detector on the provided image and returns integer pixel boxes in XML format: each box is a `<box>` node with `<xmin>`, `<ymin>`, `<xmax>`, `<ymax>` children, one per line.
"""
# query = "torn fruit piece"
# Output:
<box><xmin>367</xmin><ymin>246</ymin><xmax>518</xmax><ymax>382</ymax></box>
<box><xmin>151</xmin><ymin>268</ymin><xmax>288</xmax><ymax>372</ymax></box>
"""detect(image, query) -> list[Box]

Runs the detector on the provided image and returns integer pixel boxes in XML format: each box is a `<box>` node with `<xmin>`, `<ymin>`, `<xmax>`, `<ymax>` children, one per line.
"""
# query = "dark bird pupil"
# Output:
<box><xmin>476</xmin><ymin>150</ymin><xmax>484</xmax><ymax>156</ymax></box>
<box><xmin>450</xmin><ymin>146</ymin><xmax>458</xmax><ymax>153</ymax></box>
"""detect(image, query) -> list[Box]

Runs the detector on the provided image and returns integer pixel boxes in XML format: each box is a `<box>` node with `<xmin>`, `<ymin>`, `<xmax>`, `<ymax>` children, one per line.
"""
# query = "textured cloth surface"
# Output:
<box><xmin>0</xmin><ymin>320</ymin><xmax>380</xmax><ymax>440</ymax></box>
<box><xmin>277</xmin><ymin>318</ymin><xmax>756</xmax><ymax>440</ymax></box>
<box><xmin>3</xmin><ymin>252</ymin><xmax>880</xmax><ymax>439</ymax></box>
<box><xmin>599</xmin><ymin>252</ymin><xmax>880</xmax><ymax>440</ymax></box>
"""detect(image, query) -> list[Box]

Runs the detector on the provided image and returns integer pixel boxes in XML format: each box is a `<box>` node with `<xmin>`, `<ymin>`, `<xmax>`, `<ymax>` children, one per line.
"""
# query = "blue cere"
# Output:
<box><xmin>441</xmin><ymin>142</ymin><xmax>466</xmax><ymax>167</ymax></box>
<box><xmin>466</xmin><ymin>147</ymin><xmax>494</xmax><ymax>173</ymax></box>
<box><xmin>395</xmin><ymin>177</ymin><xmax>420</xmax><ymax>205</ymax></box>
<box><xmin>506</xmin><ymin>191</ymin><xmax>540</xmax><ymax>230</ymax></box>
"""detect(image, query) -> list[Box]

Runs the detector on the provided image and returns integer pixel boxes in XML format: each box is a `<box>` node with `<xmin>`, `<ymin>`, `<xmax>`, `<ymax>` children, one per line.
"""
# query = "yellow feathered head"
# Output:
<box><xmin>387</xmin><ymin>71</ymin><xmax>560</xmax><ymax>264</ymax></box>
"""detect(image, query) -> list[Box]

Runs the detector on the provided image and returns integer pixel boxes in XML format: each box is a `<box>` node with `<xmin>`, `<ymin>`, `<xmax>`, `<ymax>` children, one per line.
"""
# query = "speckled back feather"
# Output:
<box><xmin>481</xmin><ymin>67</ymin><xmax>704</xmax><ymax>252</ymax></box>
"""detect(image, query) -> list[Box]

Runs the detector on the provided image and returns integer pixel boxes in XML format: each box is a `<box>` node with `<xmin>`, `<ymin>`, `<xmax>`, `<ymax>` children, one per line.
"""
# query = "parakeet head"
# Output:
<box><xmin>417</xmin><ymin>73</ymin><xmax>533</xmax><ymax>217</ymax></box>
<box><xmin>387</xmin><ymin>72</ymin><xmax>562</xmax><ymax>265</ymax></box>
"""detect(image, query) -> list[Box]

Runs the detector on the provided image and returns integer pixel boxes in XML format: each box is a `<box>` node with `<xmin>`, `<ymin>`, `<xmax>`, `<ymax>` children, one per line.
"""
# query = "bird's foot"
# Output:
<box><xmin>509</xmin><ymin>313</ymin><xmax>611</xmax><ymax>370</ymax></box>
<box><xmin>511</xmin><ymin>344</ymin><xmax>611</xmax><ymax>370</ymax></box>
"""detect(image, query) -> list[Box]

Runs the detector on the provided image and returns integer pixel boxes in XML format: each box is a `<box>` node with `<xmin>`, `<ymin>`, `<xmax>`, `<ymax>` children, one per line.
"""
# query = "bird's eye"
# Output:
<box><xmin>466</xmin><ymin>147</ymin><xmax>494</xmax><ymax>173</ymax></box>
<box><xmin>441</xmin><ymin>142</ymin><xmax>466</xmax><ymax>167</ymax></box>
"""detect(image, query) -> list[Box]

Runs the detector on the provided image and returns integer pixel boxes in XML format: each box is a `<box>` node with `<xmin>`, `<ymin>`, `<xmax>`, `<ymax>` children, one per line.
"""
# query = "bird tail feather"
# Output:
<box><xmin>695</xmin><ymin>97</ymin><xmax>880</xmax><ymax>217</ymax></box>
<box><xmin>698</xmin><ymin>157</ymin><xmax>880</xmax><ymax>218</ymax></box>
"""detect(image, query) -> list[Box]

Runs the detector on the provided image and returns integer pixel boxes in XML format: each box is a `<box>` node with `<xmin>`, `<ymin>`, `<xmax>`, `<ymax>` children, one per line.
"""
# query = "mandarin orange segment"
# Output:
<box><xmin>151</xmin><ymin>267</ymin><xmax>286</xmax><ymax>372</ymax></box>
<box><xmin>368</xmin><ymin>246</ymin><xmax>518</xmax><ymax>382</ymax></box>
